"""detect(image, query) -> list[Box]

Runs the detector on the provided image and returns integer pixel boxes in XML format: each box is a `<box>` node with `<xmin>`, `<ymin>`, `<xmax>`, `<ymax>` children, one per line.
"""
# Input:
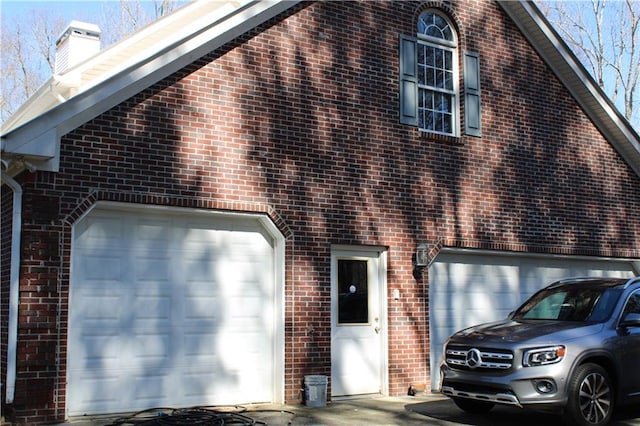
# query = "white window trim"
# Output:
<box><xmin>416</xmin><ymin>12</ymin><xmax>460</xmax><ymax>137</ymax></box>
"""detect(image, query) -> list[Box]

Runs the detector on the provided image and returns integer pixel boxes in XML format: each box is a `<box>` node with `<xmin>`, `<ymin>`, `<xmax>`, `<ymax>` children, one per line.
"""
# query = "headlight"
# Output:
<box><xmin>523</xmin><ymin>345</ymin><xmax>566</xmax><ymax>367</ymax></box>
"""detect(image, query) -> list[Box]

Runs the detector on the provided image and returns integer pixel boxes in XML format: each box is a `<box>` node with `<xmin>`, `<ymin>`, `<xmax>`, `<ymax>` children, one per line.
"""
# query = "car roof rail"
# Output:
<box><xmin>549</xmin><ymin>276</ymin><xmax>633</xmax><ymax>289</ymax></box>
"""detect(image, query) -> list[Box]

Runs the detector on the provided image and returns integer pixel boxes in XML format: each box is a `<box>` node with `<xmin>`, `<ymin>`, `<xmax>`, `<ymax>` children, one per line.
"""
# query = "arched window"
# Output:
<box><xmin>417</xmin><ymin>10</ymin><xmax>457</xmax><ymax>135</ymax></box>
<box><xmin>399</xmin><ymin>10</ymin><xmax>481</xmax><ymax>137</ymax></box>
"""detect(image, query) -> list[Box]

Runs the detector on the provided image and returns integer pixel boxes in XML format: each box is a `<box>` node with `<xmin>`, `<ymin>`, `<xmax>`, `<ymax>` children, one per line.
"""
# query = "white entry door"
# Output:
<box><xmin>331</xmin><ymin>248</ymin><xmax>386</xmax><ymax>397</ymax></box>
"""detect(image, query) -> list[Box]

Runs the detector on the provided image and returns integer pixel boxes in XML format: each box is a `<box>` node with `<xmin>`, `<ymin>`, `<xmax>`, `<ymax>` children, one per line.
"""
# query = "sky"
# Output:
<box><xmin>1</xmin><ymin>0</ymin><xmax>192</xmax><ymax>49</ymax></box>
<box><xmin>1</xmin><ymin>0</ymin><xmax>119</xmax><ymax>27</ymax></box>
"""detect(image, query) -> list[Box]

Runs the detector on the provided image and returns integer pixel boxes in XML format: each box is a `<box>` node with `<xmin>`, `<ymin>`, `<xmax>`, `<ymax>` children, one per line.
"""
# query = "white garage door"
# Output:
<box><xmin>67</xmin><ymin>205</ymin><xmax>283</xmax><ymax>416</ymax></box>
<box><xmin>429</xmin><ymin>250</ymin><xmax>637</xmax><ymax>390</ymax></box>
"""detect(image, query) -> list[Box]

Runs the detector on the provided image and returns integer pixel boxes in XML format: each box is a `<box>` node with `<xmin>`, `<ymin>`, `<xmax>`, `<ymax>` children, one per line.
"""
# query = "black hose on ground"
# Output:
<box><xmin>105</xmin><ymin>406</ymin><xmax>270</xmax><ymax>425</ymax></box>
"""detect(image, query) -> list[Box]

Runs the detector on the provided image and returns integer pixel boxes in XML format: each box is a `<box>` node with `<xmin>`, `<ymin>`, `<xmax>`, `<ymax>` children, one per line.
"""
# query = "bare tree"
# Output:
<box><xmin>0</xmin><ymin>10</ymin><xmax>65</xmax><ymax>122</ymax></box>
<box><xmin>99</xmin><ymin>0</ymin><xmax>166</xmax><ymax>45</ymax></box>
<box><xmin>1</xmin><ymin>0</ymin><xmax>184</xmax><ymax>123</ymax></box>
<box><xmin>539</xmin><ymin>0</ymin><xmax>640</xmax><ymax>130</ymax></box>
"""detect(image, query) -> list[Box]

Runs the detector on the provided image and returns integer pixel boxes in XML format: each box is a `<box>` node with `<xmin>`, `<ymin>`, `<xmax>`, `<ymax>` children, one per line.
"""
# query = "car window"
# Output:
<box><xmin>522</xmin><ymin>291</ymin><xmax>566</xmax><ymax>319</ymax></box>
<box><xmin>587</xmin><ymin>289</ymin><xmax>620</xmax><ymax>322</ymax></box>
<box><xmin>622</xmin><ymin>290</ymin><xmax>640</xmax><ymax>316</ymax></box>
<box><xmin>515</xmin><ymin>287</ymin><xmax>621</xmax><ymax>322</ymax></box>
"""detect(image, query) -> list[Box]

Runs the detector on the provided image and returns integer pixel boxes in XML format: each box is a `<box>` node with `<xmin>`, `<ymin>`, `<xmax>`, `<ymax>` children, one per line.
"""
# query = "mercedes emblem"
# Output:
<box><xmin>466</xmin><ymin>348</ymin><xmax>482</xmax><ymax>369</ymax></box>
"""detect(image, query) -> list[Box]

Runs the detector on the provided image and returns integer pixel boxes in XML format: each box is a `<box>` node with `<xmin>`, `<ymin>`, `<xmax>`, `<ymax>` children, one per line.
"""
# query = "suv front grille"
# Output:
<box><xmin>445</xmin><ymin>344</ymin><xmax>513</xmax><ymax>371</ymax></box>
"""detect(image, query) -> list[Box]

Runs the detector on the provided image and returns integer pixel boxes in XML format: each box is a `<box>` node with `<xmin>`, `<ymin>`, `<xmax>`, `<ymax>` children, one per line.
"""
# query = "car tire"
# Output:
<box><xmin>564</xmin><ymin>363</ymin><xmax>614</xmax><ymax>426</ymax></box>
<box><xmin>452</xmin><ymin>397</ymin><xmax>495</xmax><ymax>414</ymax></box>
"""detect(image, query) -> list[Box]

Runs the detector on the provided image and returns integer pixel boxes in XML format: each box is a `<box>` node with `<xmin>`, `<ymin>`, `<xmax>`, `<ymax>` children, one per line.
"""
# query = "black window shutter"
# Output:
<box><xmin>399</xmin><ymin>35</ymin><xmax>418</xmax><ymax>126</ymax></box>
<box><xmin>464</xmin><ymin>51</ymin><xmax>482</xmax><ymax>137</ymax></box>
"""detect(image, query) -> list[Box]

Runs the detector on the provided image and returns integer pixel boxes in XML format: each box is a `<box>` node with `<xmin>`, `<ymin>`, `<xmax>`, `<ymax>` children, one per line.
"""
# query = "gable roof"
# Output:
<box><xmin>0</xmin><ymin>0</ymin><xmax>298</xmax><ymax>174</ymax></box>
<box><xmin>1</xmin><ymin>0</ymin><xmax>639</xmax><ymax>178</ymax></box>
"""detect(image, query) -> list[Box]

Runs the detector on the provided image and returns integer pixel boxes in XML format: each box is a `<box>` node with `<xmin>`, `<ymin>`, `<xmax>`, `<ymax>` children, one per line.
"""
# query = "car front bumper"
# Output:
<box><xmin>440</xmin><ymin>363</ymin><xmax>569</xmax><ymax>410</ymax></box>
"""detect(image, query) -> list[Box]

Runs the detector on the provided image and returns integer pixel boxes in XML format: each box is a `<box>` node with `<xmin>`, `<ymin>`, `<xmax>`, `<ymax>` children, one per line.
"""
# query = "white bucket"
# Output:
<box><xmin>304</xmin><ymin>375</ymin><xmax>328</xmax><ymax>407</ymax></box>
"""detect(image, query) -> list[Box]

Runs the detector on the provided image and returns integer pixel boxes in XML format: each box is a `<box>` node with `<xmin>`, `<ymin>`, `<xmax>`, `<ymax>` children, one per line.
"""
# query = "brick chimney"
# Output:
<box><xmin>55</xmin><ymin>21</ymin><xmax>101</xmax><ymax>74</ymax></box>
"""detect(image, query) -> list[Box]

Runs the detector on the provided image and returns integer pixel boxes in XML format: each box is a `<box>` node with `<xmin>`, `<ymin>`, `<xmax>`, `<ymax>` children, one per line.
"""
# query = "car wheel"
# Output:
<box><xmin>564</xmin><ymin>363</ymin><xmax>614</xmax><ymax>426</ymax></box>
<box><xmin>452</xmin><ymin>397</ymin><xmax>495</xmax><ymax>414</ymax></box>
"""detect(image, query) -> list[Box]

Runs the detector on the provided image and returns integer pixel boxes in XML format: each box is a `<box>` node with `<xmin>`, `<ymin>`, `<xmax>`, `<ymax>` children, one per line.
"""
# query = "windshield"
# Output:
<box><xmin>512</xmin><ymin>286</ymin><xmax>622</xmax><ymax>322</ymax></box>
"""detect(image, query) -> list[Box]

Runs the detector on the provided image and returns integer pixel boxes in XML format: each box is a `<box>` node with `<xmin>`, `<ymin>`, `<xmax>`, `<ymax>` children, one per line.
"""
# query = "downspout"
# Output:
<box><xmin>1</xmin><ymin>170</ymin><xmax>22</xmax><ymax>404</ymax></box>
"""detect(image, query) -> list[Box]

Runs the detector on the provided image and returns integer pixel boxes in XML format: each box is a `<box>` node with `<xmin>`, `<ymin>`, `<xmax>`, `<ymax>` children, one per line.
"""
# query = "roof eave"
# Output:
<box><xmin>0</xmin><ymin>75</ymin><xmax>77</xmax><ymax>135</ymax></box>
<box><xmin>498</xmin><ymin>0</ymin><xmax>640</xmax><ymax>178</ymax></box>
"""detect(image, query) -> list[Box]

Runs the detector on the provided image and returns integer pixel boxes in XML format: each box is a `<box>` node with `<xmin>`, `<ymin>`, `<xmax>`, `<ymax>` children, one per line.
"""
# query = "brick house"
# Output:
<box><xmin>1</xmin><ymin>0</ymin><xmax>639</xmax><ymax>423</ymax></box>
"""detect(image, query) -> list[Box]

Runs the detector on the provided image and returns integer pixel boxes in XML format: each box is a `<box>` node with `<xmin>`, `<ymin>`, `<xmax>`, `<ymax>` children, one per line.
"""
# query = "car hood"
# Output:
<box><xmin>449</xmin><ymin>319</ymin><xmax>602</xmax><ymax>345</ymax></box>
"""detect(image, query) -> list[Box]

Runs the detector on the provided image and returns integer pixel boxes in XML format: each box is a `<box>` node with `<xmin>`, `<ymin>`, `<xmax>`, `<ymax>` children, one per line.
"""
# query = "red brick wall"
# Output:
<box><xmin>1</xmin><ymin>172</ymin><xmax>64</xmax><ymax>424</ymax></box>
<box><xmin>4</xmin><ymin>1</ymin><xmax>640</xmax><ymax>423</ymax></box>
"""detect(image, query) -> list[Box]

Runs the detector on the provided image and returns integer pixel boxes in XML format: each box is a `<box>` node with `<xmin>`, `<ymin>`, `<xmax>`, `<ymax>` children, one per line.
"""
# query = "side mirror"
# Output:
<box><xmin>619</xmin><ymin>312</ymin><xmax>640</xmax><ymax>328</ymax></box>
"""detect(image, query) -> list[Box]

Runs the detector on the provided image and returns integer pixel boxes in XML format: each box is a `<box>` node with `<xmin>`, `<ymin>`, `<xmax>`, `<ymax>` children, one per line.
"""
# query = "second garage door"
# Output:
<box><xmin>67</xmin><ymin>204</ymin><xmax>284</xmax><ymax>416</ymax></box>
<box><xmin>428</xmin><ymin>249</ymin><xmax>637</xmax><ymax>390</ymax></box>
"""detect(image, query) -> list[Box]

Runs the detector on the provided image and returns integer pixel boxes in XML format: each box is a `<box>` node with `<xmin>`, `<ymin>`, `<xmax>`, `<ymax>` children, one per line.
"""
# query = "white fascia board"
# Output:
<box><xmin>1</xmin><ymin>126</ymin><xmax>60</xmax><ymax>172</ymax></box>
<box><xmin>6</xmin><ymin>127</ymin><xmax>58</xmax><ymax>158</ymax></box>
<box><xmin>1</xmin><ymin>0</ymin><xmax>298</xmax><ymax>173</ymax></box>
<box><xmin>498</xmin><ymin>1</ymin><xmax>640</xmax><ymax>178</ymax></box>
<box><xmin>1</xmin><ymin>75</ymin><xmax>75</xmax><ymax>135</ymax></box>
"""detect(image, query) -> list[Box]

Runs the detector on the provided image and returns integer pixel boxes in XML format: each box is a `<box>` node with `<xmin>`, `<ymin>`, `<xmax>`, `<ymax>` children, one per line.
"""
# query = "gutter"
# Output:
<box><xmin>1</xmin><ymin>170</ymin><xmax>22</xmax><ymax>404</ymax></box>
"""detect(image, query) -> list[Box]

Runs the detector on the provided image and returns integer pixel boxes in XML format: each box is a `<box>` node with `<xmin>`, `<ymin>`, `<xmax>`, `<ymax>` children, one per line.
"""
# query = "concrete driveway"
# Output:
<box><xmin>406</xmin><ymin>397</ymin><xmax>640</xmax><ymax>426</ymax></box>
<box><xmin>248</xmin><ymin>396</ymin><xmax>640</xmax><ymax>426</ymax></box>
<box><xmin>59</xmin><ymin>395</ymin><xmax>640</xmax><ymax>425</ymax></box>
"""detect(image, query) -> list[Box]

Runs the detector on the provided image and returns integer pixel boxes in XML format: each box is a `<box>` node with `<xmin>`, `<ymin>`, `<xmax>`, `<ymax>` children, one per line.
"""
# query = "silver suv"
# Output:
<box><xmin>439</xmin><ymin>277</ymin><xmax>640</xmax><ymax>426</ymax></box>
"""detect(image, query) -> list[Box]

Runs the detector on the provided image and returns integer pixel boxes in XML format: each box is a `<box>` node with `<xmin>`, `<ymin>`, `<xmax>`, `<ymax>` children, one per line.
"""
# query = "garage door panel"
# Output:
<box><xmin>79</xmin><ymin>293</ymin><xmax>123</xmax><ymax>322</ymax></box>
<box><xmin>184</xmin><ymin>257</ymin><xmax>221</xmax><ymax>281</ymax></box>
<box><xmin>76</xmin><ymin>215</ymin><xmax>125</xmax><ymax>248</ymax></box>
<box><xmin>184</xmin><ymin>296</ymin><xmax>221</xmax><ymax>320</ymax></box>
<box><xmin>219</xmin><ymin>331</ymin><xmax>267</xmax><ymax>352</ymax></box>
<box><xmin>431</xmin><ymin>289</ymin><xmax>523</xmax><ymax>322</ymax></box>
<box><xmin>68</xmin><ymin>207</ymin><xmax>279</xmax><ymax>416</ymax></box>
<box><xmin>81</xmin><ymin>254</ymin><xmax>123</xmax><ymax>280</ymax></box>
<box><xmin>431</xmin><ymin>307</ymin><xmax>512</xmax><ymax>329</ymax></box>
<box><xmin>131</xmin><ymin>373</ymin><xmax>170</xmax><ymax>401</ymax></box>
<box><xmin>428</xmin><ymin>252</ymin><xmax>636</xmax><ymax>390</ymax></box>
<box><xmin>134</xmin><ymin>295</ymin><xmax>171</xmax><ymax>321</ymax></box>
<box><xmin>183</xmin><ymin>331</ymin><xmax>218</xmax><ymax>355</ymax></box>
<box><xmin>181</xmin><ymin>372</ymin><xmax>219</xmax><ymax>399</ymax></box>
<box><xmin>76</xmin><ymin>335</ymin><xmax>121</xmax><ymax>368</ymax></box>
<box><xmin>135</xmin><ymin>220</ymin><xmax>172</xmax><ymax>242</ymax></box>
<box><xmin>135</xmin><ymin>255</ymin><xmax>171</xmax><ymax>281</ymax></box>
<box><xmin>129</xmin><ymin>333</ymin><xmax>171</xmax><ymax>360</ymax></box>
<box><xmin>75</xmin><ymin>374</ymin><xmax>120</xmax><ymax>409</ymax></box>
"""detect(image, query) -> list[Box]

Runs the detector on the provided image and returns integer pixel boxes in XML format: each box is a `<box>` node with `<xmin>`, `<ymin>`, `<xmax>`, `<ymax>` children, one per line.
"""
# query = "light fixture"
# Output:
<box><xmin>415</xmin><ymin>243</ymin><xmax>428</xmax><ymax>267</ymax></box>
